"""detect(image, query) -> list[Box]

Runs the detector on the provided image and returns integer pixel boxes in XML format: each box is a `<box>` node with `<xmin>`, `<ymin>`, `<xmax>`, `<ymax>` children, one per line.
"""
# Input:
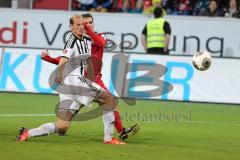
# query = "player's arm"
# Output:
<box><xmin>164</xmin><ymin>34</ymin><xmax>170</xmax><ymax>53</ymax></box>
<box><xmin>141</xmin><ymin>34</ymin><xmax>147</xmax><ymax>51</ymax></box>
<box><xmin>84</xmin><ymin>24</ymin><xmax>106</xmax><ymax>47</ymax></box>
<box><xmin>55</xmin><ymin>57</ymin><xmax>68</xmax><ymax>85</ymax></box>
<box><xmin>85</xmin><ymin>57</ymin><xmax>95</xmax><ymax>82</ymax></box>
<box><xmin>55</xmin><ymin>48</ymin><xmax>73</xmax><ymax>84</ymax></box>
<box><xmin>141</xmin><ymin>25</ymin><xmax>147</xmax><ymax>51</ymax></box>
<box><xmin>41</xmin><ymin>50</ymin><xmax>60</xmax><ymax>65</ymax></box>
<box><xmin>164</xmin><ymin>21</ymin><xmax>171</xmax><ymax>53</ymax></box>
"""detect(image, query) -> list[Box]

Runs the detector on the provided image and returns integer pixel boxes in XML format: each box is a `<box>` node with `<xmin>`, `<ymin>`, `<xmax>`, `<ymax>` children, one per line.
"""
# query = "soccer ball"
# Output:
<box><xmin>192</xmin><ymin>51</ymin><xmax>212</xmax><ymax>71</ymax></box>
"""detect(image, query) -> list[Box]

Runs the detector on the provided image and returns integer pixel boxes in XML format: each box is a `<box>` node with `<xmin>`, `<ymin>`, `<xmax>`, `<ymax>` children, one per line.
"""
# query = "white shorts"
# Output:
<box><xmin>57</xmin><ymin>76</ymin><xmax>102</xmax><ymax>110</ymax></box>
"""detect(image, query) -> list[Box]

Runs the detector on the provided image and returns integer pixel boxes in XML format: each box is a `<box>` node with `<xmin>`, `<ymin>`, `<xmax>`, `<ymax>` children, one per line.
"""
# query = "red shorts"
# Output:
<box><xmin>95</xmin><ymin>77</ymin><xmax>109</xmax><ymax>93</ymax></box>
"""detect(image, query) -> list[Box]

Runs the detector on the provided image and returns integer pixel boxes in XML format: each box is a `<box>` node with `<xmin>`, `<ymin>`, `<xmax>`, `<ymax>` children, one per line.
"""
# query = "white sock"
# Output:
<box><xmin>28</xmin><ymin>123</ymin><xmax>56</xmax><ymax>138</ymax></box>
<box><xmin>102</xmin><ymin>111</ymin><xmax>115</xmax><ymax>142</ymax></box>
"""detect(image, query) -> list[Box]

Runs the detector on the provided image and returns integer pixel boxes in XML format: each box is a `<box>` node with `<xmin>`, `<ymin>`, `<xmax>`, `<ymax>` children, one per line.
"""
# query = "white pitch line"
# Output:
<box><xmin>0</xmin><ymin>113</ymin><xmax>55</xmax><ymax>117</ymax></box>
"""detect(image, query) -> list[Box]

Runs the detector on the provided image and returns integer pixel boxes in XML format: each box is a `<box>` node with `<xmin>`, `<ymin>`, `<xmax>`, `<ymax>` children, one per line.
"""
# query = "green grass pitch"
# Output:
<box><xmin>0</xmin><ymin>92</ymin><xmax>239</xmax><ymax>160</ymax></box>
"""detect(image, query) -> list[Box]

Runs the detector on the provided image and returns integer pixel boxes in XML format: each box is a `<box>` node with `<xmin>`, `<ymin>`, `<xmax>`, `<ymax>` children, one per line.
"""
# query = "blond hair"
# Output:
<box><xmin>69</xmin><ymin>14</ymin><xmax>83</xmax><ymax>25</ymax></box>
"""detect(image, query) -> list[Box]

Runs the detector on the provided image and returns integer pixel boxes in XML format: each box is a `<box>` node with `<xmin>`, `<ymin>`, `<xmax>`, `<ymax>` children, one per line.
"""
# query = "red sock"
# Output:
<box><xmin>114</xmin><ymin>111</ymin><xmax>124</xmax><ymax>133</ymax></box>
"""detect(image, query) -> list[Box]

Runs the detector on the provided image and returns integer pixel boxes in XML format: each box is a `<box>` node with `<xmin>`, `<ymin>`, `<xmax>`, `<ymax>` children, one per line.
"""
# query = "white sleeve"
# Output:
<box><xmin>87</xmin><ymin>40</ymin><xmax>92</xmax><ymax>56</ymax></box>
<box><xmin>61</xmin><ymin>48</ymin><xmax>74</xmax><ymax>59</ymax></box>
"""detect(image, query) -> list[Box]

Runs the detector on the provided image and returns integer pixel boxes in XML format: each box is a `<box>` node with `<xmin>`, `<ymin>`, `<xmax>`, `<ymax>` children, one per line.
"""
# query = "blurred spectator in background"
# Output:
<box><xmin>73</xmin><ymin>0</ymin><xmax>112</xmax><ymax>12</ymax></box>
<box><xmin>143</xmin><ymin>0</ymin><xmax>152</xmax><ymax>10</ymax></box>
<box><xmin>202</xmin><ymin>0</ymin><xmax>223</xmax><ymax>17</ymax></box>
<box><xmin>111</xmin><ymin>0</ymin><xmax>135</xmax><ymax>12</ymax></box>
<box><xmin>144</xmin><ymin>0</ymin><xmax>163</xmax><ymax>16</ymax></box>
<box><xmin>72</xmin><ymin>0</ymin><xmax>95</xmax><ymax>10</ymax></box>
<box><xmin>141</xmin><ymin>7</ymin><xmax>171</xmax><ymax>54</ymax></box>
<box><xmin>92</xmin><ymin>0</ymin><xmax>113</xmax><ymax>12</ymax></box>
<box><xmin>224</xmin><ymin>0</ymin><xmax>240</xmax><ymax>18</ymax></box>
<box><xmin>218</xmin><ymin>0</ymin><xmax>229</xmax><ymax>12</ymax></box>
<box><xmin>72</xmin><ymin>0</ymin><xmax>79</xmax><ymax>10</ymax></box>
<box><xmin>131</xmin><ymin>0</ymin><xmax>144</xmax><ymax>13</ymax></box>
<box><xmin>111</xmin><ymin>0</ymin><xmax>122</xmax><ymax>12</ymax></box>
<box><xmin>122</xmin><ymin>0</ymin><xmax>133</xmax><ymax>13</ymax></box>
<box><xmin>162</xmin><ymin>0</ymin><xmax>174</xmax><ymax>14</ymax></box>
<box><xmin>193</xmin><ymin>0</ymin><xmax>210</xmax><ymax>15</ymax></box>
<box><xmin>172</xmin><ymin>0</ymin><xmax>196</xmax><ymax>15</ymax></box>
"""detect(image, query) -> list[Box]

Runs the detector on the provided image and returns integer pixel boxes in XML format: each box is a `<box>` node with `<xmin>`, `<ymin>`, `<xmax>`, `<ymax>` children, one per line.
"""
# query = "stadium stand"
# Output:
<box><xmin>0</xmin><ymin>0</ymin><xmax>239</xmax><ymax>18</ymax></box>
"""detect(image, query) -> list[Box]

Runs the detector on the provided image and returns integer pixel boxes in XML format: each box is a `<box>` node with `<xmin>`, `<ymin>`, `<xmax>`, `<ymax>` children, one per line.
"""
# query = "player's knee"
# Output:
<box><xmin>110</xmin><ymin>95</ymin><xmax>117</xmax><ymax>106</ymax></box>
<box><xmin>97</xmin><ymin>92</ymin><xmax>117</xmax><ymax>108</ymax></box>
<box><xmin>56</xmin><ymin>119</ymin><xmax>70</xmax><ymax>130</ymax></box>
<box><xmin>57</xmin><ymin>109</ymin><xmax>75</xmax><ymax>121</ymax></box>
<box><xmin>105</xmin><ymin>95</ymin><xmax>117</xmax><ymax>109</ymax></box>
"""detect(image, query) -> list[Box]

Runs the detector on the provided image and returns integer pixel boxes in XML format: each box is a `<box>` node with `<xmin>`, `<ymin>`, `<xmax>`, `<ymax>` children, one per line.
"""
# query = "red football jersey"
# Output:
<box><xmin>91</xmin><ymin>32</ymin><xmax>106</xmax><ymax>79</ymax></box>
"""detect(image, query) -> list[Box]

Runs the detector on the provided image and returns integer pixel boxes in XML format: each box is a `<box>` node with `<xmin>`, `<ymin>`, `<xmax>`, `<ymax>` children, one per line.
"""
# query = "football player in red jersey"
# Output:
<box><xmin>41</xmin><ymin>13</ymin><xmax>140</xmax><ymax>141</ymax></box>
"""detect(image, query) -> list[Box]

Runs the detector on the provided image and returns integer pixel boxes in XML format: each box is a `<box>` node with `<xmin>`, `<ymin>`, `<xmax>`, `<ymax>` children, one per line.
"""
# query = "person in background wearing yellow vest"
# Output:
<box><xmin>141</xmin><ymin>7</ymin><xmax>171</xmax><ymax>55</ymax></box>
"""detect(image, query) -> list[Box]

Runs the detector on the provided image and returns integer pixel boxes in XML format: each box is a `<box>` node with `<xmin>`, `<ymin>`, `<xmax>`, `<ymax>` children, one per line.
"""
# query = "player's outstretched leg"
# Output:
<box><xmin>16</xmin><ymin>108</ymin><xmax>75</xmax><ymax>142</ymax></box>
<box><xmin>16</xmin><ymin>123</ymin><xmax>57</xmax><ymax>141</ymax></box>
